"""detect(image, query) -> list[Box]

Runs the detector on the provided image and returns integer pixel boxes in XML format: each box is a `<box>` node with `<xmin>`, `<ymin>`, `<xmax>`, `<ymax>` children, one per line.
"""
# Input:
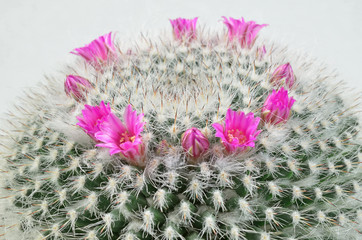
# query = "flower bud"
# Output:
<box><xmin>181</xmin><ymin>127</ymin><xmax>209</xmax><ymax>159</ymax></box>
<box><xmin>270</xmin><ymin>63</ymin><xmax>295</xmax><ymax>89</ymax></box>
<box><xmin>65</xmin><ymin>75</ymin><xmax>93</xmax><ymax>101</ymax></box>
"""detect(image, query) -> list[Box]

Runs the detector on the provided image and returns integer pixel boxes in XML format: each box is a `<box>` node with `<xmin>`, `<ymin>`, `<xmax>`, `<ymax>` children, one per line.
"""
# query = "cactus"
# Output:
<box><xmin>0</xmin><ymin>17</ymin><xmax>361</xmax><ymax>240</ymax></box>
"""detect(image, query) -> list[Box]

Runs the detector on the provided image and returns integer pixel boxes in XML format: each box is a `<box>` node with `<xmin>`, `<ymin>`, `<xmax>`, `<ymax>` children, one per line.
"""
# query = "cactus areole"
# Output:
<box><xmin>1</xmin><ymin>17</ymin><xmax>362</xmax><ymax>240</ymax></box>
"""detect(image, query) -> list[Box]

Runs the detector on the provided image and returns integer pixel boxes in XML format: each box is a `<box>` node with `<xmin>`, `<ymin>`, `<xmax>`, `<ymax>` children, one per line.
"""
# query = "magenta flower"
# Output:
<box><xmin>262</xmin><ymin>87</ymin><xmax>296</xmax><ymax>125</ymax></box>
<box><xmin>95</xmin><ymin>105</ymin><xmax>146</xmax><ymax>162</ymax></box>
<box><xmin>170</xmin><ymin>17</ymin><xmax>198</xmax><ymax>42</ymax></box>
<box><xmin>64</xmin><ymin>75</ymin><xmax>93</xmax><ymax>101</ymax></box>
<box><xmin>212</xmin><ymin>109</ymin><xmax>261</xmax><ymax>153</ymax></box>
<box><xmin>71</xmin><ymin>32</ymin><xmax>117</xmax><ymax>70</ymax></box>
<box><xmin>270</xmin><ymin>63</ymin><xmax>295</xmax><ymax>89</ymax></box>
<box><xmin>76</xmin><ymin>101</ymin><xmax>112</xmax><ymax>140</ymax></box>
<box><xmin>181</xmin><ymin>127</ymin><xmax>210</xmax><ymax>160</ymax></box>
<box><xmin>222</xmin><ymin>17</ymin><xmax>267</xmax><ymax>49</ymax></box>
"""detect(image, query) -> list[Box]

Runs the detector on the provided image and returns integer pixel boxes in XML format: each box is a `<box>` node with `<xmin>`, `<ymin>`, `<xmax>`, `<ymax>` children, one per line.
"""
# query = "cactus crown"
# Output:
<box><xmin>0</xmin><ymin>17</ymin><xmax>361</xmax><ymax>240</ymax></box>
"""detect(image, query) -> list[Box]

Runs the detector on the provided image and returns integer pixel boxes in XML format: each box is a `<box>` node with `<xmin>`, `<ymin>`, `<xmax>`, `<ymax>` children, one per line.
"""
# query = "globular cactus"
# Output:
<box><xmin>1</xmin><ymin>17</ymin><xmax>362</xmax><ymax>240</ymax></box>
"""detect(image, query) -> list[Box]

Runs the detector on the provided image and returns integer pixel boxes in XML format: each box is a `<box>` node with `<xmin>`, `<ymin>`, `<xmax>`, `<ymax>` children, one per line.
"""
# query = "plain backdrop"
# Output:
<box><xmin>0</xmin><ymin>0</ymin><xmax>361</xmax><ymax>116</ymax></box>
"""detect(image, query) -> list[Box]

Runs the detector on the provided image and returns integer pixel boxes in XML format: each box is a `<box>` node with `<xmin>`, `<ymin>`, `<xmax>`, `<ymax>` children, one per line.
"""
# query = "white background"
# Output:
<box><xmin>0</xmin><ymin>0</ymin><xmax>361</xmax><ymax>116</ymax></box>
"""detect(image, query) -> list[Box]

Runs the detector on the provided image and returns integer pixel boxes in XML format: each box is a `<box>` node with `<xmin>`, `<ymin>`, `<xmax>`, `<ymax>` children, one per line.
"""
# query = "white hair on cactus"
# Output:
<box><xmin>238</xmin><ymin>197</ymin><xmax>254</xmax><ymax>218</ymax></box>
<box><xmin>34</xmin><ymin>137</ymin><xmax>44</xmax><ymax>151</ymax></box>
<box><xmin>338</xmin><ymin>213</ymin><xmax>348</xmax><ymax>226</ymax></box>
<box><xmin>264</xmin><ymin>208</ymin><xmax>280</xmax><ymax>229</ymax></box>
<box><xmin>161</xmin><ymin>226</ymin><xmax>184</xmax><ymax>240</ymax></box>
<box><xmin>165</xmin><ymin>171</ymin><xmax>180</xmax><ymax>191</ymax></box>
<box><xmin>282</xmin><ymin>143</ymin><xmax>293</xmax><ymax>156</ymax></box>
<box><xmin>268</xmin><ymin>181</ymin><xmax>283</xmax><ymax>199</ymax></box>
<box><xmin>85</xmin><ymin>230</ymin><xmax>99</xmax><ymax>240</ymax></box>
<box><xmin>357</xmin><ymin>209</ymin><xmax>362</xmax><ymax>223</ymax></box>
<box><xmin>153</xmin><ymin>189</ymin><xmax>167</xmax><ymax>212</ymax></box>
<box><xmin>177</xmin><ymin>201</ymin><xmax>195</xmax><ymax>225</ymax></box>
<box><xmin>134</xmin><ymin>173</ymin><xmax>146</xmax><ymax>195</ymax></box>
<box><xmin>318</xmin><ymin>140</ymin><xmax>328</xmax><ymax>152</ymax></box>
<box><xmin>308</xmin><ymin>160</ymin><xmax>321</xmax><ymax>175</ymax></box>
<box><xmin>228</xmin><ymin>225</ymin><xmax>246</xmax><ymax>240</ymax></box>
<box><xmin>198</xmin><ymin>162</ymin><xmax>212</xmax><ymax>181</ymax></box>
<box><xmin>185</xmin><ymin>178</ymin><xmax>206</xmax><ymax>203</ymax></box>
<box><xmin>259</xmin><ymin>232</ymin><xmax>270</xmax><ymax>240</ymax></box>
<box><xmin>292</xmin><ymin>186</ymin><xmax>305</xmax><ymax>202</ymax></box>
<box><xmin>66</xmin><ymin>209</ymin><xmax>78</xmax><ymax>233</ymax></box>
<box><xmin>287</xmin><ymin>160</ymin><xmax>300</xmax><ymax>175</ymax></box>
<box><xmin>327</xmin><ymin>161</ymin><xmax>338</xmax><ymax>175</ymax></box>
<box><xmin>72</xmin><ymin>175</ymin><xmax>86</xmax><ymax>193</ymax></box>
<box><xmin>101</xmin><ymin>213</ymin><xmax>115</xmax><ymax>237</ymax></box>
<box><xmin>57</xmin><ymin>188</ymin><xmax>67</xmax><ymax>205</ymax></box>
<box><xmin>212</xmin><ymin>190</ymin><xmax>226</xmax><ymax>212</ymax></box>
<box><xmin>39</xmin><ymin>200</ymin><xmax>49</xmax><ymax>216</ymax></box>
<box><xmin>49</xmin><ymin>167</ymin><xmax>60</xmax><ymax>183</ymax></box>
<box><xmin>216</xmin><ymin>170</ymin><xmax>234</xmax><ymax>188</ymax></box>
<box><xmin>104</xmin><ymin>177</ymin><xmax>119</xmax><ymax>196</ymax></box>
<box><xmin>141</xmin><ymin>209</ymin><xmax>155</xmax><ymax>234</ymax></box>
<box><xmin>67</xmin><ymin>156</ymin><xmax>80</xmax><ymax>171</ymax></box>
<box><xmin>263</xmin><ymin>156</ymin><xmax>280</xmax><ymax>176</ymax></box>
<box><xmin>49</xmin><ymin>149</ymin><xmax>58</xmax><ymax>162</ymax></box>
<box><xmin>242</xmin><ymin>175</ymin><xmax>258</xmax><ymax>196</ymax></box>
<box><xmin>200</xmin><ymin>214</ymin><xmax>220</xmax><ymax>239</ymax></box>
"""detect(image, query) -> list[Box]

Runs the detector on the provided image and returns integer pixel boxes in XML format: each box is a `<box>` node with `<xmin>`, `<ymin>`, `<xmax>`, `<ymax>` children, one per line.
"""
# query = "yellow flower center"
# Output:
<box><xmin>120</xmin><ymin>131</ymin><xmax>135</xmax><ymax>144</ymax></box>
<box><xmin>227</xmin><ymin>129</ymin><xmax>247</xmax><ymax>145</ymax></box>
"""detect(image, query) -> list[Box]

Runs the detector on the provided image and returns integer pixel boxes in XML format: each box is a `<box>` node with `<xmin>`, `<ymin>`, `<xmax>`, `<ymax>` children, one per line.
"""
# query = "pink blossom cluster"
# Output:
<box><xmin>178</xmin><ymin>62</ymin><xmax>296</xmax><ymax>158</ymax></box>
<box><xmin>75</xmin><ymin>82</ymin><xmax>295</xmax><ymax>164</ymax></box>
<box><xmin>68</xmin><ymin>17</ymin><xmax>267</xmax><ymax>74</ymax></box>
<box><xmin>67</xmin><ymin>17</ymin><xmax>298</xmax><ymax>165</ymax></box>
<box><xmin>168</xmin><ymin>16</ymin><xmax>267</xmax><ymax>48</ymax></box>
<box><xmin>77</xmin><ymin>102</ymin><xmax>146</xmax><ymax>164</ymax></box>
<box><xmin>64</xmin><ymin>33</ymin><xmax>118</xmax><ymax>102</ymax></box>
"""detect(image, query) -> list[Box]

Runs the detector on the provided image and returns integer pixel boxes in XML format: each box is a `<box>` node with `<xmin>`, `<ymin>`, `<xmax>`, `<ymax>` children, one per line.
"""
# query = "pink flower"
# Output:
<box><xmin>212</xmin><ymin>109</ymin><xmax>261</xmax><ymax>153</ymax></box>
<box><xmin>222</xmin><ymin>17</ymin><xmax>267</xmax><ymax>49</ymax></box>
<box><xmin>170</xmin><ymin>17</ymin><xmax>198</xmax><ymax>42</ymax></box>
<box><xmin>95</xmin><ymin>105</ymin><xmax>146</xmax><ymax>162</ymax></box>
<box><xmin>64</xmin><ymin>75</ymin><xmax>93</xmax><ymax>101</ymax></box>
<box><xmin>270</xmin><ymin>63</ymin><xmax>295</xmax><ymax>89</ymax></box>
<box><xmin>76</xmin><ymin>101</ymin><xmax>112</xmax><ymax>140</ymax></box>
<box><xmin>262</xmin><ymin>87</ymin><xmax>296</xmax><ymax>125</ymax></box>
<box><xmin>181</xmin><ymin>128</ymin><xmax>209</xmax><ymax>159</ymax></box>
<box><xmin>71</xmin><ymin>32</ymin><xmax>117</xmax><ymax>70</ymax></box>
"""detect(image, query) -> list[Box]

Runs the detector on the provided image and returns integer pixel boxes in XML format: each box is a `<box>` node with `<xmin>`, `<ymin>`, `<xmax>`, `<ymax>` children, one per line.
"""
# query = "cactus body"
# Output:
<box><xmin>0</xmin><ymin>18</ymin><xmax>362</xmax><ymax>240</ymax></box>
